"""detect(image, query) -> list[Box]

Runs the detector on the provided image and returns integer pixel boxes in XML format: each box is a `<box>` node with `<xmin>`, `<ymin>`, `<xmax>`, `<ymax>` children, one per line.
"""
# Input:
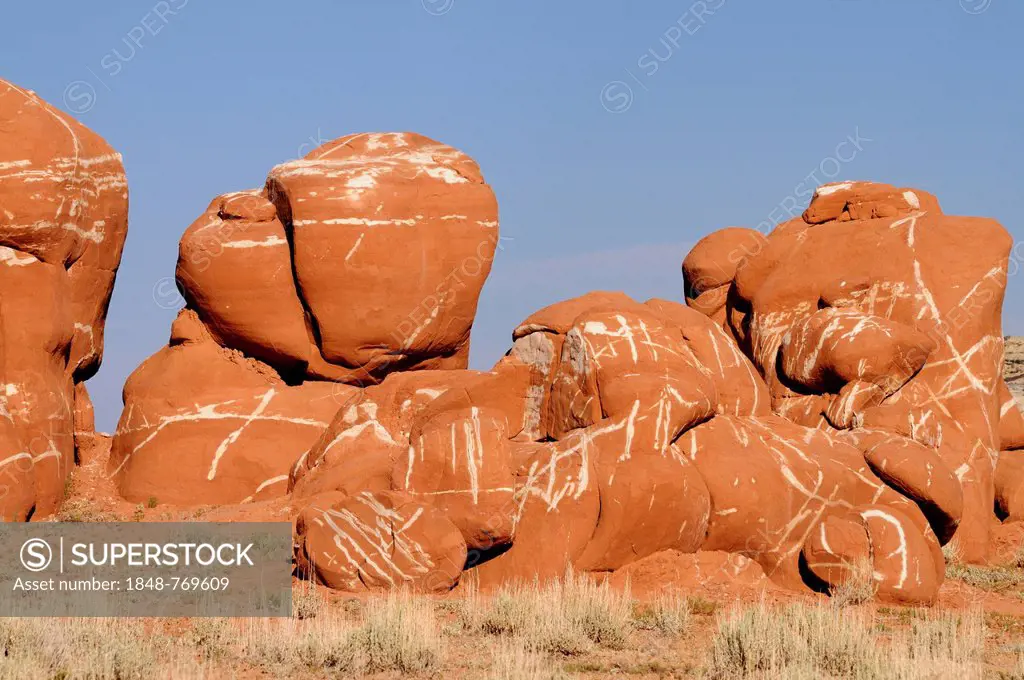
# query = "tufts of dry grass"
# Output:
<box><xmin>291</xmin><ymin>579</ymin><xmax>327</xmax><ymax>620</ymax></box>
<box><xmin>0</xmin><ymin>579</ymin><xmax>1003</xmax><ymax>678</ymax></box>
<box><xmin>54</xmin><ymin>497</ymin><xmax>116</xmax><ymax>523</ymax></box>
<box><xmin>633</xmin><ymin>592</ymin><xmax>692</xmax><ymax>636</ymax></box>
<box><xmin>947</xmin><ymin>565</ymin><xmax>1024</xmax><ymax>593</ymax></box>
<box><xmin>944</xmin><ymin>540</ymin><xmax>1024</xmax><ymax>594</ymax></box>
<box><xmin>0</xmin><ymin>617</ymin><xmax>168</xmax><ymax>680</ymax></box>
<box><xmin>709</xmin><ymin>601</ymin><xmax>881</xmax><ymax>678</ymax></box>
<box><xmin>708</xmin><ymin>601</ymin><xmax>984</xmax><ymax>679</ymax></box>
<box><xmin>487</xmin><ymin>640</ymin><xmax>566</xmax><ymax>680</ymax></box>
<box><xmin>462</xmin><ymin>569</ymin><xmax>633</xmax><ymax>655</ymax></box>
<box><xmin>353</xmin><ymin>592</ymin><xmax>443</xmax><ymax>674</ymax></box>
<box><xmin>830</xmin><ymin>557</ymin><xmax>878</xmax><ymax>607</ymax></box>
<box><xmin>241</xmin><ymin>591</ymin><xmax>442</xmax><ymax>675</ymax></box>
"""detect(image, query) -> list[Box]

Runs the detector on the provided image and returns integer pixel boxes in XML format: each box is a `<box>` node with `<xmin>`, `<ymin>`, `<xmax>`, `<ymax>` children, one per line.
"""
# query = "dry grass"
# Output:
<box><xmin>0</xmin><ymin>579</ymin><xmax>1008</xmax><ymax>678</ymax></box>
<box><xmin>242</xmin><ymin>591</ymin><xmax>442</xmax><ymax>675</ymax></box>
<box><xmin>944</xmin><ymin>541</ymin><xmax>1024</xmax><ymax>594</ymax></box>
<box><xmin>830</xmin><ymin>557</ymin><xmax>878</xmax><ymax>607</ymax></box>
<box><xmin>291</xmin><ymin>579</ymin><xmax>327</xmax><ymax>620</ymax></box>
<box><xmin>708</xmin><ymin>601</ymin><xmax>985</xmax><ymax>679</ymax></box>
<box><xmin>487</xmin><ymin>640</ymin><xmax>565</xmax><ymax>679</ymax></box>
<box><xmin>948</xmin><ymin>565</ymin><xmax>1024</xmax><ymax>593</ymax></box>
<box><xmin>633</xmin><ymin>592</ymin><xmax>692</xmax><ymax>636</ymax></box>
<box><xmin>54</xmin><ymin>497</ymin><xmax>117</xmax><ymax>522</ymax></box>
<box><xmin>0</xmin><ymin>618</ymin><xmax>170</xmax><ymax>679</ymax></box>
<box><xmin>354</xmin><ymin>592</ymin><xmax>443</xmax><ymax>673</ymax></box>
<box><xmin>461</xmin><ymin>569</ymin><xmax>633</xmax><ymax>654</ymax></box>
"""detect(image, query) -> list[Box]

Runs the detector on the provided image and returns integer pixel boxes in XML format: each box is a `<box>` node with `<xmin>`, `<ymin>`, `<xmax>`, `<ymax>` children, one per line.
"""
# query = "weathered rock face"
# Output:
<box><xmin>690</xmin><ymin>181</ymin><xmax>1012</xmax><ymax>567</ymax></box>
<box><xmin>0</xmin><ymin>79</ymin><xmax>128</xmax><ymax>519</ymax></box>
<box><xmin>266</xmin><ymin>132</ymin><xmax>499</xmax><ymax>379</ymax></box>
<box><xmin>113</xmin><ymin>132</ymin><xmax>499</xmax><ymax>506</ymax></box>
<box><xmin>113</xmin><ymin>160</ymin><xmax>1019</xmax><ymax>606</ymax></box>
<box><xmin>1006</xmin><ymin>337</ymin><xmax>1024</xmax><ymax>404</ymax></box>
<box><xmin>109</xmin><ymin>311</ymin><xmax>353</xmax><ymax>506</ymax></box>
<box><xmin>292</xmin><ymin>182</ymin><xmax>1019</xmax><ymax>604</ymax></box>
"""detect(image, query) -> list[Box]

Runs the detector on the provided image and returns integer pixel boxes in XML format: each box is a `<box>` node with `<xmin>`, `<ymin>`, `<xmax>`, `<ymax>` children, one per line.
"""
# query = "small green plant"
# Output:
<box><xmin>146</xmin><ymin>496</ymin><xmax>158</xmax><ymax>509</ymax></box>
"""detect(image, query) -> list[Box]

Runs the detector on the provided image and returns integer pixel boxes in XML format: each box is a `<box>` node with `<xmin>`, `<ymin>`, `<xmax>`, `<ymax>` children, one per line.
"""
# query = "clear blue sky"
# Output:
<box><xmin>3</xmin><ymin>1</ymin><xmax>1021</xmax><ymax>430</ymax></box>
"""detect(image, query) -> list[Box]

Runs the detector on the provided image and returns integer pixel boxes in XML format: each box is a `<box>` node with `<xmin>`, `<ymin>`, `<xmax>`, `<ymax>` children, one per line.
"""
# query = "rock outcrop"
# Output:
<box><xmin>286</xmin><ymin>180</ymin><xmax>1020</xmax><ymax>605</ymax></box>
<box><xmin>0</xmin><ymin>79</ymin><xmax>128</xmax><ymax>519</ymax></box>
<box><xmin>111</xmin><ymin>132</ymin><xmax>500</xmax><ymax>506</ymax></box>
<box><xmin>692</xmin><ymin>181</ymin><xmax>1010</xmax><ymax>567</ymax></box>
<box><xmin>103</xmin><ymin>144</ymin><xmax>1021</xmax><ymax>606</ymax></box>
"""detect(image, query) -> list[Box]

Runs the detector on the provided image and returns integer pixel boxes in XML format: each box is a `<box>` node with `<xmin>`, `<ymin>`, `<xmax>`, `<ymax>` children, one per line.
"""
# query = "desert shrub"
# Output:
<box><xmin>349</xmin><ymin>592</ymin><xmax>443</xmax><ymax>674</ymax></box>
<box><xmin>709</xmin><ymin>602</ymin><xmax>882</xmax><ymax>678</ymax></box>
<box><xmin>488</xmin><ymin>640</ymin><xmax>565</xmax><ymax>679</ymax></box>
<box><xmin>707</xmin><ymin>602</ymin><xmax>985</xmax><ymax>679</ymax></box>
<box><xmin>292</xmin><ymin>580</ymin><xmax>327</xmax><ymax>620</ymax></box>
<box><xmin>830</xmin><ymin>558</ymin><xmax>878</xmax><ymax>607</ymax></box>
<box><xmin>946</xmin><ymin>562</ymin><xmax>1024</xmax><ymax>593</ymax></box>
<box><xmin>633</xmin><ymin>592</ymin><xmax>691</xmax><ymax>636</ymax></box>
<box><xmin>687</xmin><ymin>595</ymin><xmax>719</xmax><ymax>615</ymax></box>
<box><xmin>468</xmin><ymin>570</ymin><xmax>632</xmax><ymax>654</ymax></box>
<box><xmin>0</xmin><ymin>617</ymin><xmax>161</xmax><ymax>679</ymax></box>
<box><xmin>895</xmin><ymin>609</ymin><xmax>985</xmax><ymax>677</ymax></box>
<box><xmin>55</xmin><ymin>498</ymin><xmax>114</xmax><ymax>522</ymax></box>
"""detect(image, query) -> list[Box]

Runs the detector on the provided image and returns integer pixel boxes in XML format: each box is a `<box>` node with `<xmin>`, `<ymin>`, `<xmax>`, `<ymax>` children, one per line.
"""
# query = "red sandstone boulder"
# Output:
<box><xmin>682</xmin><ymin>227</ymin><xmax>766</xmax><ymax>327</ymax></box>
<box><xmin>266</xmin><ymin>132</ymin><xmax>499</xmax><ymax>379</ymax></box>
<box><xmin>114</xmin><ymin>131</ymin><xmax>502</xmax><ymax>508</ymax></box>
<box><xmin>0</xmin><ymin>79</ymin><xmax>127</xmax><ymax>519</ymax></box>
<box><xmin>474</xmin><ymin>434</ymin><xmax>600</xmax><ymax>585</ymax></box>
<box><xmin>106</xmin><ymin>155</ymin><xmax>1013</xmax><ymax>609</ymax></box>
<box><xmin>177</xmin><ymin>190</ymin><xmax>312</xmax><ymax>373</ymax></box>
<box><xmin>294</xmin><ymin>490</ymin><xmax>467</xmax><ymax>592</ymax></box>
<box><xmin>109</xmin><ymin>311</ymin><xmax>349</xmax><ymax>505</ymax></box>
<box><xmin>687</xmin><ymin>180</ymin><xmax>1011</xmax><ymax>563</ymax></box>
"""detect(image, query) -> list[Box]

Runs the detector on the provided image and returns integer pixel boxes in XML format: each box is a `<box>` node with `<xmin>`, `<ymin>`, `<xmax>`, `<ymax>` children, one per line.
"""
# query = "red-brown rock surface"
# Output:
<box><xmin>266</xmin><ymin>132</ymin><xmax>499</xmax><ymax>379</ymax></box>
<box><xmin>0</xmin><ymin>79</ymin><xmax>127</xmax><ymax>519</ymax></box>
<box><xmin>110</xmin><ymin>157</ymin><xmax>1021</xmax><ymax>606</ymax></box>
<box><xmin>113</xmin><ymin>132</ymin><xmax>500</xmax><ymax>507</ymax></box>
